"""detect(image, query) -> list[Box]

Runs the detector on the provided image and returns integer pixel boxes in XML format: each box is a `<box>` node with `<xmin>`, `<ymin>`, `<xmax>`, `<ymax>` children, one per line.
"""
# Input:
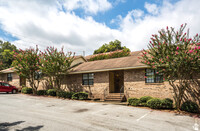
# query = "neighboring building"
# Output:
<box><xmin>0</xmin><ymin>67</ymin><xmax>25</xmax><ymax>88</ymax></box>
<box><xmin>0</xmin><ymin>56</ymin><xmax>87</xmax><ymax>90</ymax></box>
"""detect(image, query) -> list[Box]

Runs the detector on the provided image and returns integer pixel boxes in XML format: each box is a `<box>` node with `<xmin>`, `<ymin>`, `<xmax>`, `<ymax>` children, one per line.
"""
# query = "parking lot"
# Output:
<box><xmin>0</xmin><ymin>93</ymin><xmax>199</xmax><ymax>131</ymax></box>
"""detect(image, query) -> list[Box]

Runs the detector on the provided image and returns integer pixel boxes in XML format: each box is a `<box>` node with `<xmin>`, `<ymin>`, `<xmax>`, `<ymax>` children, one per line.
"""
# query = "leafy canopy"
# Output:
<box><xmin>93</xmin><ymin>40</ymin><xmax>130</xmax><ymax>54</ymax></box>
<box><xmin>140</xmin><ymin>24</ymin><xmax>200</xmax><ymax>110</ymax></box>
<box><xmin>0</xmin><ymin>40</ymin><xmax>18</xmax><ymax>70</ymax></box>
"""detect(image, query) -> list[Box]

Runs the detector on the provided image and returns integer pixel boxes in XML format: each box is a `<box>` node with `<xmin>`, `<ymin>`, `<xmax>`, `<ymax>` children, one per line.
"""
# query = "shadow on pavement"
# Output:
<box><xmin>16</xmin><ymin>125</ymin><xmax>44</xmax><ymax>131</ymax></box>
<box><xmin>0</xmin><ymin>121</ymin><xmax>43</xmax><ymax>131</ymax></box>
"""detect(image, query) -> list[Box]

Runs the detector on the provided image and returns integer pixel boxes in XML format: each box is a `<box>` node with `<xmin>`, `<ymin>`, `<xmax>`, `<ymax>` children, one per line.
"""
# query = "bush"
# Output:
<box><xmin>57</xmin><ymin>91</ymin><xmax>74</xmax><ymax>99</ymax></box>
<box><xmin>147</xmin><ymin>98</ymin><xmax>162</xmax><ymax>109</ymax></box>
<box><xmin>47</xmin><ymin>89</ymin><xmax>57</xmax><ymax>96</ymax></box>
<box><xmin>161</xmin><ymin>98</ymin><xmax>173</xmax><ymax>109</ymax></box>
<box><xmin>72</xmin><ymin>92</ymin><xmax>88</xmax><ymax>100</ymax></box>
<box><xmin>37</xmin><ymin>90</ymin><xmax>47</xmax><ymax>96</ymax></box>
<box><xmin>181</xmin><ymin>100</ymin><xmax>199</xmax><ymax>113</ymax></box>
<box><xmin>21</xmin><ymin>87</ymin><xmax>33</xmax><ymax>94</ymax></box>
<box><xmin>139</xmin><ymin>96</ymin><xmax>153</xmax><ymax>106</ymax></box>
<box><xmin>128</xmin><ymin>98</ymin><xmax>140</xmax><ymax>106</ymax></box>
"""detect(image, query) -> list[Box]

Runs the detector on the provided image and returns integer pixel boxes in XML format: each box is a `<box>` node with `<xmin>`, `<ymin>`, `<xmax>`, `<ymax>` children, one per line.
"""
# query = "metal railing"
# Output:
<box><xmin>120</xmin><ymin>85</ymin><xmax>124</xmax><ymax>101</ymax></box>
<box><xmin>103</xmin><ymin>87</ymin><xmax>108</xmax><ymax>100</ymax></box>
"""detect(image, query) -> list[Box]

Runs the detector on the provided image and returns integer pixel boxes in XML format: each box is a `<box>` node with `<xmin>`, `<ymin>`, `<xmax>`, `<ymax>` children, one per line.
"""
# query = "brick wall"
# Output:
<box><xmin>62</xmin><ymin>72</ymin><xmax>109</xmax><ymax>99</ymax></box>
<box><xmin>0</xmin><ymin>73</ymin><xmax>20</xmax><ymax>88</ymax></box>
<box><xmin>124</xmin><ymin>69</ymin><xmax>174</xmax><ymax>99</ymax></box>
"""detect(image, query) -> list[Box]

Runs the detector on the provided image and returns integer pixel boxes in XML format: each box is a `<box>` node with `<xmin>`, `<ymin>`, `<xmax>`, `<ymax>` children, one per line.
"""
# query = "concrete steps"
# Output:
<box><xmin>105</xmin><ymin>93</ymin><xmax>124</xmax><ymax>101</ymax></box>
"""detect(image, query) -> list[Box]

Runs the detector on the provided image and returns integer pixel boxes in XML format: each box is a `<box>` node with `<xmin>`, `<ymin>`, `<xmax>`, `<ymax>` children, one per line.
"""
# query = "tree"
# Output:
<box><xmin>0</xmin><ymin>40</ymin><xmax>19</xmax><ymax>69</ymax></box>
<box><xmin>140</xmin><ymin>24</ymin><xmax>200</xmax><ymax>110</ymax></box>
<box><xmin>12</xmin><ymin>46</ymin><xmax>41</xmax><ymax>95</ymax></box>
<box><xmin>93</xmin><ymin>40</ymin><xmax>130</xmax><ymax>54</ymax></box>
<box><xmin>40</xmin><ymin>46</ymin><xmax>74</xmax><ymax>90</ymax></box>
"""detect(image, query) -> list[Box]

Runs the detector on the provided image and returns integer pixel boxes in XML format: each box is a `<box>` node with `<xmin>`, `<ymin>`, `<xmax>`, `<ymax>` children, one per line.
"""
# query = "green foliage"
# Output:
<box><xmin>21</xmin><ymin>87</ymin><xmax>33</xmax><ymax>94</ymax></box>
<box><xmin>93</xmin><ymin>40</ymin><xmax>130</xmax><ymax>54</ymax></box>
<box><xmin>37</xmin><ymin>90</ymin><xmax>47</xmax><ymax>96</ymax></box>
<box><xmin>47</xmin><ymin>89</ymin><xmax>57</xmax><ymax>96</ymax></box>
<box><xmin>57</xmin><ymin>90</ymin><xmax>74</xmax><ymax>99</ymax></box>
<box><xmin>161</xmin><ymin>98</ymin><xmax>173</xmax><ymax>109</ymax></box>
<box><xmin>147</xmin><ymin>98</ymin><xmax>162</xmax><ymax>109</ymax></box>
<box><xmin>72</xmin><ymin>92</ymin><xmax>88</xmax><ymax>100</ymax></box>
<box><xmin>89</xmin><ymin>48</ymin><xmax>130</xmax><ymax>61</ymax></box>
<box><xmin>139</xmin><ymin>96</ymin><xmax>153</xmax><ymax>106</ymax></box>
<box><xmin>140</xmin><ymin>24</ymin><xmax>200</xmax><ymax>110</ymax></box>
<box><xmin>0</xmin><ymin>40</ymin><xmax>19</xmax><ymax>70</ymax></box>
<box><xmin>12</xmin><ymin>46</ymin><xmax>41</xmax><ymax>95</ymax></box>
<box><xmin>40</xmin><ymin>47</ymin><xmax>74</xmax><ymax>89</ymax></box>
<box><xmin>181</xmin><ymin>100</ymin><xmax>199</xmax><ymax>113</ymax></box>
<box><xmin>127</xmin><ymin>98</ymin><xmax>140</xmax><ymax>106</ymax></box>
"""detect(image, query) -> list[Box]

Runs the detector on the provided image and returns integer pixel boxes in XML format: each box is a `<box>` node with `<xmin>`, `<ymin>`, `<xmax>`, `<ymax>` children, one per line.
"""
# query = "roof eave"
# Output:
<box><xmin>69</xmin><ymin>65</ymin><xmax>149</xmax><ymax>74</ymax></box>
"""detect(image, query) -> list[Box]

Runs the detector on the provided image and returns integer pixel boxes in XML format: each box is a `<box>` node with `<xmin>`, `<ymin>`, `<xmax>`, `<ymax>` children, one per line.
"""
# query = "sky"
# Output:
<box><xmin>0</xmin><ymin>0</ymin><xmax>200</xmax><ymax>55</ymax></box>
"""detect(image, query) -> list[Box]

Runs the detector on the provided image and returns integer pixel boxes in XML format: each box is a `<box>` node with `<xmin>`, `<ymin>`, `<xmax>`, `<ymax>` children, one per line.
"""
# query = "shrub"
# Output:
<box><xmin>37</xmin><ymin>90</ymin><xmax>47</xmax><ymax>96</ymax></box>
<box><xmin>72</xmin><ymin>92</ymin><xmax>88</xmax><ymax>100</ymax></box>
<box><xmin>57</xmin><ymin>90</ymin><xmax>74</xmax><ymax>99</ymax></box>
<box><xmin>139</xmin><ymin>96</ymin><xmax>153</xmax><ymax>106</ymax></box>
<box><xmin>181</xmin><ymin>100</ymin><xmax>199</xmax><ymax>113</ymax></box>
<box><xmin>128</xmin><ymin>98</ymin><xmax>140</xmax><ymax>106</ymax></box>
<box><xmin>161</xmin><ymin>98</ymin><xmax>173</xmax><ymax>109</ymax></box>
<box><xmin>147</xmin><ymin>98</ymin><xmax>162</xmax><ymax>109</ymax></box>
<box><xmin>47</xmin><ymin>89</ymin><xmax>57</xmax><ymax>96</ymax></box>
<box><xmin>21</xmin><ymin>87</ymin><xmax>33</xmax><ymax>94</ymax></box>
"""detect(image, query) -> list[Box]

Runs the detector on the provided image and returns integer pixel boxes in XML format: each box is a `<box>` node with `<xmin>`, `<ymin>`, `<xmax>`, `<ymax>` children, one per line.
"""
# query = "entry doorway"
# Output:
<box><xmin>109</xmin><ymin>71</ymin><xmax>124</xmax><ymax>93</ymax></box>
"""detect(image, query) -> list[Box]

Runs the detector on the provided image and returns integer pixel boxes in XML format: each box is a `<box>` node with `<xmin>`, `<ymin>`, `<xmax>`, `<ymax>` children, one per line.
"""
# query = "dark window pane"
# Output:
<box><xmin>88</xmin><ymin>80</ymin><xmax>93</xmax><ymax>85</ymax></box>
<box><xmin>82</xmin><ymin>80</ymin><xmax>88</xmax><ymax>85</ymax></box>
<box><xmin>89</xmin><ymin>73</ymin><xmax>94</xmax><ymax>79</ymax></box>
<box><xmin>83</xmin><ymin>74</ymin><xmax>88</xmax><ymax>80</ymax></box>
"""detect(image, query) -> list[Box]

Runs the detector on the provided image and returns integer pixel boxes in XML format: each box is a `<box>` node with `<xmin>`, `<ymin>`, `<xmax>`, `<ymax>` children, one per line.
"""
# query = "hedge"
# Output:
<box><xmin>72</xmin><ymin>92</ymin><xmax>88</xmax><ymax>100</ymax></box>
<box><xmin>37</xmin><ymin>90</ymin><xmax>47</xmax><ymax>96</ymax></box>
<box><xmin>47</xmin><ymin>89</ymin><xmax>57</xmax><ymax>96</ymax></box>
<box><xmin>181</xmin><ymin>100</ymin><xmax>199</xmax><ymax>113</ymax></box>
<box><xmin>57</xmin><ymin>90</ymin><xmax>74</xmax><ymax>99</ymax></box>
<box><xmin>21</xmin><ymin>87</ymin><xmax>33</xmax><ymax>94</ymax></box>
<box><xmin>160</xmin><ymin>98</ymin><xmax>173</xmax><ymax>109</ymax></box>
<box><xmin>139</xmin><ymin>96</ymin><xmax>153</xmax><ymax>106</ymax></box>
<box><xmin>147</xmin><ymin>98</ymin><xmax>162</xmax><ymax>109</ymax></box>
<box><xmin>128</xmin><ymin>98</ymin><xmax>140</xmax><ymax>106</ymax></box>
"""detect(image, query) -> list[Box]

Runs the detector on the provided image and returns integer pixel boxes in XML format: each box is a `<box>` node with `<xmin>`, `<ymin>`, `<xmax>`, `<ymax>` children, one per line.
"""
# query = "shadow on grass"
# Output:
<box><xmin>0</xmin><ymin>121</ymin><xmax>43</xmax><ymax>131</ymax></box>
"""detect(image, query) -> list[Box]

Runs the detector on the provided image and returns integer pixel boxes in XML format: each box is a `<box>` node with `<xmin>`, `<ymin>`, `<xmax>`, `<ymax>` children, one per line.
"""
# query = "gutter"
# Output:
<box><xmin>69</xmin><ymin>65</ymin><xmax>149</xmax><ymax>74</ymax></box>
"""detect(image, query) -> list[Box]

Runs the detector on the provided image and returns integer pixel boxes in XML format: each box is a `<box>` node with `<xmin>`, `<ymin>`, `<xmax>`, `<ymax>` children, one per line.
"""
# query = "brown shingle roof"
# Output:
<box><xmin>0</xmin><ymin>67</ymin><xmax>16</xmax><ymax>73</ymax></box>
<box><xmin>70</xmin><ymin>53</ymin><xmax>147</xmax><ymax>74</ymax></box>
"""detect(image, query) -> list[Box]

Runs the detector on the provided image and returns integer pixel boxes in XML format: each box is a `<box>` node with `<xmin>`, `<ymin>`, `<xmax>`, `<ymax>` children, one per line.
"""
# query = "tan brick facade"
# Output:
<box><xmin>0</xmin><ymin>72</ymin><xmax>20</xmax><ymax>87</ymax></box>
<box><xmin>124</xmin><ymin>69</ymin><xmax>174</xmax><ymax>99</ymax></box>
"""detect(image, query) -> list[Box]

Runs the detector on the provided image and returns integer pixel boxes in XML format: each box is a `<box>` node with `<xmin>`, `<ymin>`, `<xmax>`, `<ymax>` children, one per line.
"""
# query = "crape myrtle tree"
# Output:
<box><xmin>140</xmin><ymin>24</ymin><xmax>200</xmax><ymax>110</ymax></box>
<box><xmin>12</xmin><ymin>46</ymin><xmax>41</xmax><ymax>95</ymax></box>
<box><xmin>40</xmin><ymin>46</ymin><xmax>74</xmax><ymax>90</ymax></box>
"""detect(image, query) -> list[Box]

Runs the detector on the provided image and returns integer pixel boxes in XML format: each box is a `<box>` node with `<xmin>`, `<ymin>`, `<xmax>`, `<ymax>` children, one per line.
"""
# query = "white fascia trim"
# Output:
<box><xmin>69</xmin><ymin>65</ymin><xmax>149</xmax><ymax>74</ymax></box>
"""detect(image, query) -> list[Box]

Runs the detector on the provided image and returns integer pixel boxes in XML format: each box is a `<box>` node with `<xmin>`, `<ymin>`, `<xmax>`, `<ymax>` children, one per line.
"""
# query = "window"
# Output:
<box><xmin>7</xmin><ymin>73</ymin><xmax>12</xmax><ymax>81</ymax></box>
<box><xmin>35</xmin><ymin>71</ymin><xmax>42</xmax><ymax>80</ymax></box>
<box><xmin>82</xmin><ymin>73</ymin><xmax>94</xmax><ymax>85</ymax></box>
<box><xmin>145</xmin><ymin>69</ymin><xmax>163</xmax><ymax>83</ymax></box>
<box><xmin>2</xmin><ymin>83</ymin><xmax>10</xmax><ymax>87</ymax></box>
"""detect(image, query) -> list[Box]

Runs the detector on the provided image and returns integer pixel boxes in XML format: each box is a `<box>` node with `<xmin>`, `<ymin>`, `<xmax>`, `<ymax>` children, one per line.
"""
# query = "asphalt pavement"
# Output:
<box><xmin>0</xmin><ymin>93</ymin><xmax>199</xmax><ymax>131</ymax></box>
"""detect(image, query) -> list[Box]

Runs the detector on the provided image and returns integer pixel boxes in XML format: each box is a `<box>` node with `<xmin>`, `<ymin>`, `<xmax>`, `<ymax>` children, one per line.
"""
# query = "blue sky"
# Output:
<box><xmin>0</xmin><ymin>0</ymin><xmax>199</xmax><ymax>55</ymax></box>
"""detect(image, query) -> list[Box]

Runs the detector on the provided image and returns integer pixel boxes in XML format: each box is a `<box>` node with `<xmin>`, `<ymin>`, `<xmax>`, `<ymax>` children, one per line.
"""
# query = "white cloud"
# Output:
<box><xmin>63</xmin><ymin>0</ymin><xmax>112</xmax><ymax>14</ymax></box>
<box><xmin>144</xmin><ymin>2</ymin><xmax>159</xmax><ymax>15</ymax></box>
<box><xmin>0</xmin><ymin>0</ymin><xmax>200</xmax><ymax>56</ymax></box>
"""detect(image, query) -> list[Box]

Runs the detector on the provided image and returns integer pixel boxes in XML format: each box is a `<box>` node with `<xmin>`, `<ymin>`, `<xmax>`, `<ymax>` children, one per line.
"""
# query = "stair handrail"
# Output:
<box><xmin>103</xmin><ymin>87</ymin><xmax>108</xmax><ymax>100</ymax></box>
<box><xmin>120</xmin><ymin>85</ymin><xmax>124</xmax><ymax>101</ymax></box>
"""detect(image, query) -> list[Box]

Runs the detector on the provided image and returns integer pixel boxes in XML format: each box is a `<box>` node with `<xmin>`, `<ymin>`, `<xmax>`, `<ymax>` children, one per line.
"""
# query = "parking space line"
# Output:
<box><xmin>136</xmin><ymin>111</ymin><xmax>151</xmax><ymax>122</ymax></box>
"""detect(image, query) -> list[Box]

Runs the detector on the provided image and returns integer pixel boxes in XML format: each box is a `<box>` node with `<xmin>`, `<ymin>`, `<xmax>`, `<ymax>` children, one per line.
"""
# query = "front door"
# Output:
<box><xmin>109</xmin><ymin>71</ymin><xmax>124</xmax><ymax>93</ymax></box>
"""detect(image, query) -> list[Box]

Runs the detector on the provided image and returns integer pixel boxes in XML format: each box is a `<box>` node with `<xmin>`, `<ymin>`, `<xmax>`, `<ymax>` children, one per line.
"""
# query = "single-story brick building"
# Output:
<box><xmin>0</xmin><ymin>51</ymin><xmax>175</xmax><ymax>101</ymax></box>
<box><xmin>65</xmin><ymin>51</ymin><xmax>174</xmax><ymax>101</ymax></box>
